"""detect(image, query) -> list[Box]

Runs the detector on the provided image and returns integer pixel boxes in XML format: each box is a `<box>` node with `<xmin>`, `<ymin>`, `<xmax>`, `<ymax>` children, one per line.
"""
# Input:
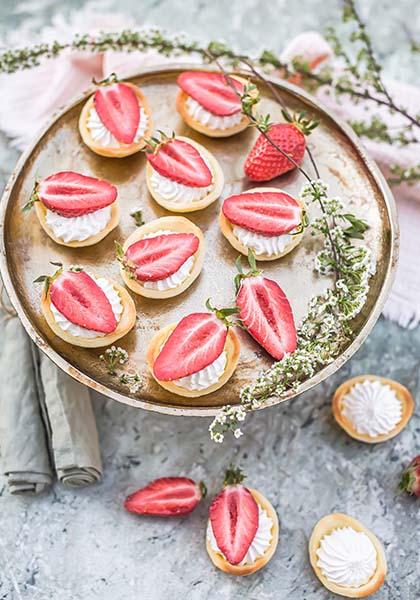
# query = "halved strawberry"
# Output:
<box><xmin>147</xmin><ymin>139</ymin><xmax>212</xmax><ymax>187</ymax></box>
<box><xmin>124</xmin><ymin>477</ymin><xmax>206</xmax><ymax>517</ymax></box>
<box><xmin>50</xmin><ymin>271</ymin><xmax>117</xmax><ymax>333</ymax></box>
<box><xmin>94</xmin><ymin>82</ymin><xmax>140</xmax><ymax>144</ymax></box>
<box><xmin>244</xmin><ymin>123</ymin><xmax>305</xmax><ymax>181</ymax></box>
<box><xmin>222</xmin><ymin>190</ymin><xmax>301</xmax><ymax>236</ymax></box>
<box><xmin>236</xmin><ymin>273</ymin><xmax>297</xmax><ymax>360</ymax></box>
<box><xmin>209</xmin><ymin>467</ymin><xmax>259</xmax><ymax>565</ymax></box>
<box><xmin>125</xmin><ymin>233</ymin><xmax>199</xmax><ymax>282</ymax></box>
<box><xmin>153</xmin><ymin>312</ymin><xmax>227</xmax><ymax>381</ymax></box>
<box><xmin>38</xmin><ymin>171</ymin><xmax>117</xmax><ymax>218</ymax></box>
<box><xmin>178</xmin><ymin>71</ymin><xmax>243</xmax><ymax>116</ymax></box>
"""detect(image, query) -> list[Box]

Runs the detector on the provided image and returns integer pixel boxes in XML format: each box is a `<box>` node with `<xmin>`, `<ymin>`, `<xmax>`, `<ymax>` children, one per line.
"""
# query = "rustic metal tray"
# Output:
<box><xmin>0</xmin><ymin>64</ymin><xmax>398</xmax><ymax>416</ymax></box>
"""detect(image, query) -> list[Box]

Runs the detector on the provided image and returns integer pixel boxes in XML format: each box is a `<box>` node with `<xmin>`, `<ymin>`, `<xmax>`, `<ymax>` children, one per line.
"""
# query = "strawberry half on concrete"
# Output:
<box><xmin>206</xmin><ymin>465</ymin><xmax>279</xmax><ymax>576</ymax></box>
<box><xmin>145</xmin><ymin>133</ymin><xmax>224</xmax><ymax>213</ymax></box>
<box><xmin>146</xmin><ymin>307</ymin><xmax>240</xmax><ymax>398</ymax></box>
<box><xmin>125</xmin><ymin>477</ymin><xmax>206</xmax><ymax>517</ymax></box>
<box><xmin>36</xmin><ymin>263</ymin><xmax>136</xmax><ymax>348</ymax></box>
<box><xmin>23</xmin><ymin>171</ymin><xmax>120</xmax><ymax>248</ymax></box>
<box><xmin>220</xmin><ymin>187</ymin><xmax>306</xmax><ymax>260</ymax></box>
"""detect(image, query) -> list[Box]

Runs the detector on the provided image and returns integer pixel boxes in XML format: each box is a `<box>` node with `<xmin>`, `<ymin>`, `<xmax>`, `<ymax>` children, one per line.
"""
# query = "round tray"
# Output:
<box><xmin>0</xmin><ymin>64</ymin><xmax>398</xmax><ymax>416</ymax></box>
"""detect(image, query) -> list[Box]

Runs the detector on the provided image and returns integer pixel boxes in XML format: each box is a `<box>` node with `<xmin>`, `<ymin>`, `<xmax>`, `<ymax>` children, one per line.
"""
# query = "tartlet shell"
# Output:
<box><xmin>146</xmin><ymin>323</ymin><xmax>240</xmax><ymax>398</ymax></box>
<box><xmin>146</xmin><ymin>136</ymin><xmax>224</xmax><ymax>213</ymax></box>
<box><xmin>78</xmin><ymin>82</ymin><xmax>153</xmax><ymax>158</ymax></box>
<box><xmin>309</xmin><ymin>513</ymin><xmax>387</xmax><ymax>598</ymax></box>
<box><xmin>41</xmin><ymin>278</ymin><xmax>136</xmax><ymax>348</ymax></box>
<box><xmin>120</xmin><ymin>216</ymin><xmax>205</xmax><ymax>299</ymax></box>
<box><xmin>332</xmin><ymin>374</ymin><xmax>414</xmax><ymax>444</ymax></box>
<box><xmin>219</xmin><ymin>187</ymin><xmax>305</xmax><ymax>260</ymax></box>
<box><xmin>34</xmin><ymin>200</ymin><xmax>120</xmax><ymax>248</ymax></box>
<box><xmin>206</xmin><ymin>488</ymin><xmax>279</xmax><ymax>576</ymax></box>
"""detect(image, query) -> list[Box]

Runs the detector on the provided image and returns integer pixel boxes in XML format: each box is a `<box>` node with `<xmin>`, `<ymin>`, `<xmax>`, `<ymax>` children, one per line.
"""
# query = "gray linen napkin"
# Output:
<box><xmin>0</xmin><ymin>317</ymin><xmax>53</xmax><ymax>494</ymax></box>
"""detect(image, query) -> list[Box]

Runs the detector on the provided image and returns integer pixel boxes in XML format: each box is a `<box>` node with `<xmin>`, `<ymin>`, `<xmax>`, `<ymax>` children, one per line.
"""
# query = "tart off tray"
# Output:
<box><xmin>0</xmin><ymin>64</ymin><xmax>398</xmax><ymax>416</ymax></box>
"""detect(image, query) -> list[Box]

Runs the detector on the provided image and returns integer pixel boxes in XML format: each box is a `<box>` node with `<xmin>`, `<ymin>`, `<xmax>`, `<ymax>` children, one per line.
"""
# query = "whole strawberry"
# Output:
<box><xmin>398</xmin><ymin>456</ymin><xmax>420</xmax><ymax>497</ymax></box>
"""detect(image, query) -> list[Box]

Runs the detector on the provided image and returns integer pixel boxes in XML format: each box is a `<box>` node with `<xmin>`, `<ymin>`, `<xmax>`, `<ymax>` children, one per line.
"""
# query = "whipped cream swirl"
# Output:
<box><xmin>50</xmin><ymin>277</ymin><xmax>123</xmax><ymax>338</ymax></box>
<box><xmin>149</xmin><ymin>160</ymin><xmax>214</xmax><ymax>205</ymax></box>
<box><xmin>316</xmin><ymin>527</ymin><xmax>377</xmax><ymax>588</ymax></box>
<box><xmin>342</xmin><ymin>379</ymin><xmax>403</xmax><ymax>437</ymax></box>
<box><xmin>143</xmin><ymin>256</ymin><xmax>195</xmax><ymax>291</ymax></box>
<box><xmin>87</xmin><ymin>106</ymin><xmax>148</xmax><ymax>147</ymax></box>
<box><xmin>45</xmin><ymin>206</ymin><xmax>112</xmax><ymax>243</ymax></box>
<box><xmin>207</xmin><ymin>503</ymin><xmax>273</xmax><ymax>565</ymax></box>
<box><xmin>185</xmin><ymin>96</ymin><xmax>242</xmax><ymax>130</ymax></box>
<box><xmin>174</xmin><ymin>351</ymin><xmax>226</xmax><ymax>390</ymax></box>
<box><xmin>233</xmin><ymin>225</ymin><xmax>296</xmax><ymax>256</ymax></box>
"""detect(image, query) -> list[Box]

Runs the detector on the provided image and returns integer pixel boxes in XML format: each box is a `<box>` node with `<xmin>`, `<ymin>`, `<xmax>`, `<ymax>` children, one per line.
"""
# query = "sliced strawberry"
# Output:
<box><xmin>178</xmin><ymin>71</ymin><xmax>243</xmax><ymax>116</ymax></box>
<box><xmin>153</xmin><ymin>313</ymin><xmax>227</xmax><ymax>381</ymax></box>
<box><xmin>125</xmin><ymin>233</ymin><xmax>199</xmax><ymax>282</ymax></box>
<box><xmin>50</xmin><ymin>271</ymin><xmax>117</xmax><ymax>334</ymax></box>
<box><xmin>210</xmin><ymin>485</ymin><xmax>259</xmax><ymax>565</ymax></box>
<box><xmin>38</xmin><ymin>171</ymin><xmax>117</xmax><ymax>218</ymax></box>
<box><xmin>222</xmin><ymin>190</ymin><xmax>301</xmax><ymax>236</ymax></box>
<box><xmin>94</xmin><ymin>82</ymin><xmax>140</xmax><ymax>144</ymax></box>
<box><xmin>124</xmin><ymin>477</ymin><xmax>206</xmax><ymax>517</ymax></box>
<box><xmin>237</xmin><ymin>275</ymin><xmax>296</xmax><ymax>360</ymax></box>
<box><xmin>147</xmin><ymin>139</ymin><xmax>212</xmax><ymax>187</ymax></box>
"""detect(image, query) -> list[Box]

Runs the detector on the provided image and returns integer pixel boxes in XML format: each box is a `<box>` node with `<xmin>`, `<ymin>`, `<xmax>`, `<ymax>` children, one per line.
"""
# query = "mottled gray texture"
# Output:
<box><xmin>0</xmin><ymin>1</ymin><xmax>419</xmax><ymax>599</ymax></box>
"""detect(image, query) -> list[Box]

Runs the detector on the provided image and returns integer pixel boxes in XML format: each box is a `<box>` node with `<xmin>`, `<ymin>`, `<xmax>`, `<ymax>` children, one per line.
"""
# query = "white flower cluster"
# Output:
<box><xmin>209</xmin><ymin>405</ymin><xmax>246</xmax><ymax>443</ymax></box>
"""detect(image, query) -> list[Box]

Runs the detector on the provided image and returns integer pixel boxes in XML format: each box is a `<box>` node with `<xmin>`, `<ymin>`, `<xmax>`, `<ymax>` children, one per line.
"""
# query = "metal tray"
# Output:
<box><xmin>0</xmin><ymin>64</ymin><xmax>398</xmax><ymax>416</ymax></box>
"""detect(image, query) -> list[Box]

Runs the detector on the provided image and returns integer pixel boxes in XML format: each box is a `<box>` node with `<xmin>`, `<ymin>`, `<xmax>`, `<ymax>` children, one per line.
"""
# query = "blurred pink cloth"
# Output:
<box><xmin>0</xmin><ymin>22</ymin><xmax>418</xmax><ymax>327</ymax></box>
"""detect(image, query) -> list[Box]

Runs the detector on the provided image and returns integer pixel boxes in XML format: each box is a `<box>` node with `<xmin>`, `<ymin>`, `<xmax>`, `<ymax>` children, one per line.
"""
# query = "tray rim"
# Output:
<box><xmin>0</xmin><ymin>62</ymin><xmax>399</xmax><ymax>417</ymax></box>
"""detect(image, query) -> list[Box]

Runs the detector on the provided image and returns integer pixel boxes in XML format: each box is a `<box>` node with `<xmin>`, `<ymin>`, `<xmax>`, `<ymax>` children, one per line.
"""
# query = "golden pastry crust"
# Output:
<box><xmin>34</xmin><ymin>200</ymin><xmax>120</xmax><ymax>248</ymax></box>
<box><xmin>332</xmin><ymin>375</ymin><xmax>414</xmax><ymax>444</ymax></box>
<box><xmin>78</xmin><ymin>83</ymin><xmax>153</xmax><ymax>158</ymax></box>
<box><xmin>220</xmin><ymin>187</ymin><xmax>305</xmax><ymax>260</ymax></box>
<box><xmin>309</xmin><ymin>513</ymin><xmax>387</xmax><ymax>598</ymax></box>
<box><xmin>146</xmin><ymin>136</ymin><xmax>224</xmax><ymax>213</ymax></box>
<box><xmin>146</xmin><ymin>324</ymin><xmax>240</xmax><ymax>397</ymax></box>
<box><xmin>176</xmin><ymin>76</ymin><xmax>254</xmax><ymax>138</ymax></box>
<box><xmin>41</xmin><ymin>279</ymin><xmax>136</xmax><ymax>348</ymax></box>
<box><xmin>120</xmin><ymin>216</ymin><xmax>205</xmax><ymax>299</ymax></box>
<box><xmin>206</xmin><ymin>488</ymin><xmax>279</xmax><ymax>576</ymax></box>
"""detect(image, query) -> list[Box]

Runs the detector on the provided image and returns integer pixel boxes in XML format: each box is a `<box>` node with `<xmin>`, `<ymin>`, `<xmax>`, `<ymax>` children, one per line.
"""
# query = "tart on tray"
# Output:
<box><xmin>206</xmin><ymin>466</ymin><xmax>279</xmax><ymax>576</ymax></box>
<box><xmin>145</xmin><ymin>134</ymin><xmax>224</xmax><ymax>212</ymax></box>
<box><xmin>79</xmin><ymin>74</ymin><xmax>153</xmax><ymax>158</ymax></box>
<box><xmin>116</xmin><ymin>216</ymin><xmax>205</xmax><ymax>299</ymax></box>
<box><xmin>23</xmin><ymin>171</ymin><xmax>120</xmax><ymax>248</ymax></box>
<box><xmin>220</xmin><ymin>188</ymin><xmax>306</xmax><ymax>260</ymax></box>
<box><xmin>309</xmin><ymin>513</ymin><xmax>387</xmax><ymax>598</ymax></box>
<box><xmin>37</xmin><ymin>264</ymin><xmax>136</xmax><ymax>348</ymax></box>
<box><xmin>176</xmin><ymin>71</ymin><xmax>256</xmax><ymax>137</ymax></box>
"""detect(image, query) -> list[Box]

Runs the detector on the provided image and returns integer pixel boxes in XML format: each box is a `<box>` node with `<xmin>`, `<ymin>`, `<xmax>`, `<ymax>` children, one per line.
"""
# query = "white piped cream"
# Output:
<box><xmin>87</xmin><ymin>105</ymin><xmax>148</xmax><ymax>147</ymax></box>
<box><xmin>45</xmin><ymin>206</ymin><xmax>112</xmax><ymax>243</ymax></box>
<box><xmin>149</xmin><ymin>163</ymin><xmax>214</xmax><ymax>205</ymax></box>
<box><xmin>185</xmin><ymin>96</ymin><xmax>242</xmax><ymax>130</ymax></box>
<box><xmin>233</xmin><ymin>225</ymin><xmax>296</xmax><ymax>256</ymax></box>
<box><xmin>174</xmin><ymin>351</ymin><xmax>226</xmax><ymax>390</ymax></box>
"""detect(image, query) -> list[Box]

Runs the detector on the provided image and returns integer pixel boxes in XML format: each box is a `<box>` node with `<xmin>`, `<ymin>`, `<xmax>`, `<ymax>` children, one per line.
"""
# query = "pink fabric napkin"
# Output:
<box><xmin>0</xmin><ymin>21</ymin><xmax>418</xmax><ymax>327</ymax></box>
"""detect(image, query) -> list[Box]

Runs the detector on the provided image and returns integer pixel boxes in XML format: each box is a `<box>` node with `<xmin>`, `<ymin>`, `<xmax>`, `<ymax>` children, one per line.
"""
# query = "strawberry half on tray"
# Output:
<box><xmin>125</xmin><ymin>477</ymin><xmax>207</xmax><ymax>517</ymax></box>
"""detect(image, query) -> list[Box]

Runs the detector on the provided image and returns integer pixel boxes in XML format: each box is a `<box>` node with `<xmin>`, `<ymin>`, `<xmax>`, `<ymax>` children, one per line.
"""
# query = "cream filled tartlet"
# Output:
<box><xmin>176</xmin><ymin>71</ymin><xmax>256</xmax><ymax>137</ymax></box>
<box><xmin>23</xmin><ymin>171</ymin><xmax>120</xmax><ymax>248</ymax></box>
<box><xmin>309</xmin><ymin>513</ymin><xmax>387</xmax><ymax>598</ymax></box>
<box><xmin>145</xmin><ymin>134</ymin><xmax>224</xmax><ymax>212</ymax></box>
<box><xmin>220</xmin><ymin>187</ymin><xmax>305</xmax><ymax>260</ymax></box>
<box><xmin>79</xmin><ymin>74</ymin><xmax>153</xmax><ymax>158</ymax></box>
<box><xmin>332</xmin><ymin>375</ymin><xmax>414</xmax><ymax>443</ymax></box>
<box><xmin>116</xmin><ymin>216</ymin><xmax>205</xmax><ymax>299</ymax></box>
<box><xmin>206</xmin><ymin>466</ymin><xmax>279</xmax><ymax>576</ymax></box>
<box><xmin>37</xmin><ymin>264</ymin><xmax>136</xmax><ymax>348</ymax></box>
<box><xmin>146</xmin><ymin>310</ymin><xmax>240</xmax><ymax>398</ymax></box>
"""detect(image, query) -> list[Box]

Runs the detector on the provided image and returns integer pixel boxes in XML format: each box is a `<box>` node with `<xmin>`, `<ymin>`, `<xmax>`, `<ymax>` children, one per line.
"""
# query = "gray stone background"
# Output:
<box><xmin>0</xmin><ymin>1</ymin><xmax>419</xmax><ymax>599</ymax></box>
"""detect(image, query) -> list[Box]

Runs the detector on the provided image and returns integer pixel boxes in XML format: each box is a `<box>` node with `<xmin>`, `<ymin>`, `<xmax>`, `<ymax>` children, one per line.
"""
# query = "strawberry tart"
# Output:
<box><xmin>79</xmin><ymin>74</ymin><xmax>153</xmax><ymax>158</ymax></box>
<box><xmin>146</xmin><ymin>311</ymin><xmax>240</xmax><ymax>398</ymax></box>
<box><xmin>206</xmin><ymin>466</ymin><xmax>279</xmax><ymax>576</ymax></box>
<box><xmin>145</xmin><ymin>135</ymin><xmax>224</xmax><ymax>212</ymax></box>
<box><xmin>38</xmin><ymin>265</ymin><xmax>136</xmax><ymax>348</ymax></box>
<box><xmin>309</xmin><ymin>513</ymin><xmax>387</xmax><ymax>598</ymax></box>
<box><xmin>24</xmin><ymin>171</ymin><xmax>120</xmax><ymax>247</ymax></box>
<box><xmin>176</xmin><ymin>71</ymin><xmax>255</xmax><ymax>137</ymax></box>
<box><xmin>220</xmin><ymin>188</ymin><xmax>305</xmax><ymax>260</ymax></box>
<box><xmin>117</xmin><ymin>216</ymin><xmax>205</xmax><ymax>299</ymax></box>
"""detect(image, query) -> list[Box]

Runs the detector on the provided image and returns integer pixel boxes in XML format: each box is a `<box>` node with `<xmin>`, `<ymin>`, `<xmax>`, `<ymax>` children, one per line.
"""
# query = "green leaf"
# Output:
<box><xmin>247</xmin><ymin>248</ymin><xmax>257</xmax><ymax>272</ymax></box>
